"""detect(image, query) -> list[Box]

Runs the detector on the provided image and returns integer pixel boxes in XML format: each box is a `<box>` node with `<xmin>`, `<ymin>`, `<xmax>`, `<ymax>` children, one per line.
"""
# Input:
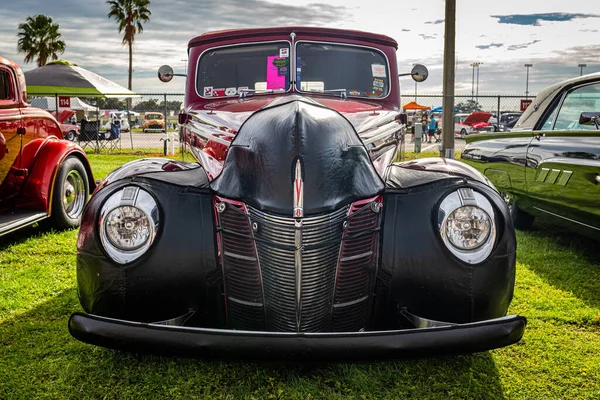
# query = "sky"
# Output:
<box><xmin>1</xmin><ymin>0</ymin><xmax>599</xmax><ymax>96</ymax></box>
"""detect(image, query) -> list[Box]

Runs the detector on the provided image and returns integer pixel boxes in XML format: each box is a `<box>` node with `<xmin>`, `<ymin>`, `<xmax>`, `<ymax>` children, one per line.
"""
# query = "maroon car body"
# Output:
<box><xmin>0</xmin><ymin>56</ymin><xmax>94</xmax><ymax>235</ymax></box>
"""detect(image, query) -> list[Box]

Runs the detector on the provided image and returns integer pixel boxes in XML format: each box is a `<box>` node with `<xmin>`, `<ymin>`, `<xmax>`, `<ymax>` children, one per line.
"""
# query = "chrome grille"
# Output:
<box><xmin>217</xmin><ymin>197</ymin><xmax>381</xmax><ymax>333</ymax></box>
<box><xmin>249</xmin><ymin>206</ymin><xmax>347</xmax><ymax>332</ymax></box>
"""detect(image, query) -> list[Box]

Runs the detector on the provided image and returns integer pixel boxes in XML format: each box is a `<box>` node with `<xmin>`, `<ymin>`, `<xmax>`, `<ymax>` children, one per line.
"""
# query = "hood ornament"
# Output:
<box><xmin>293</xmin><ymin>159</ymin><xmax>303</xmax><ymax>218</ymax></box>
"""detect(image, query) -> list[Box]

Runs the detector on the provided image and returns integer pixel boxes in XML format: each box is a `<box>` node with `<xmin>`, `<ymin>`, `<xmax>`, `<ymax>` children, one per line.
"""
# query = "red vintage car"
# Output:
<box><xmin>0</xmin><ymin>56</ymin><xmax>94</xmax><ymax>235</ymax></box>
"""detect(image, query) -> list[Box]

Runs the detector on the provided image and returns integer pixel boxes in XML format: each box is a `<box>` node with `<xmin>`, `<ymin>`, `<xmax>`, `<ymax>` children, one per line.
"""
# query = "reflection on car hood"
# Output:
<box><xmin>188</xmin><ymin>94</ymin><xmax>399</xmax><ymax>137</ymax></box>
<box><xmin>463</xmin><ymin>112</ymin><xmax>492</xmax><ymax>126</ymax></box>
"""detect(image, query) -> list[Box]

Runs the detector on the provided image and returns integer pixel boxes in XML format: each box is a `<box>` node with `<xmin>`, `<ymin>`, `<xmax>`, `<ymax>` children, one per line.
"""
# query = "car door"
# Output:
<box><xmin>0</xmin><ymin>64</ymin><xmax>25</xmax><ymax>205</ymax></box>
<box><xmin>525</xmin><ymin>81</ymin><xmax>600</xmax><ymax>235</ymax></box>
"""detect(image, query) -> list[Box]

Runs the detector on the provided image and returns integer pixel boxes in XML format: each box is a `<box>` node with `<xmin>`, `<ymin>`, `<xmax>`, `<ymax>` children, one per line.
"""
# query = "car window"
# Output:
<box><xmin>539</xmin><ymin>104</ymin><xmax>558</xmax><ymax>131</ymax></box>
<box><xmin>197</xmin><ymin>42</ymin><xmax>291</xmax><ymax>97</ymax></box>
<box><xmin>0</xmin><ymin>70</ymin><xmax>11</xmax><ymax>100</ymax></box>
<box><xmin>295</xmin><ymin>42</ymin><xmax>389</xmax><ymax>98</ymax></box>
<box><xmin>552</xmin><ymin>82</ymin><xmax>600</xmax><ymax>130</ymax></box>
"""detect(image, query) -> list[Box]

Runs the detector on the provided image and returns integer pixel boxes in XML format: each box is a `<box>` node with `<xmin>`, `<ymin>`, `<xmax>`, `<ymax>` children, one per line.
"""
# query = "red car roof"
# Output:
<box><xmin>463</xmin><ymin>112</ymin><xmax>492</xmax><ymax>126</ymax></box>
<box><xmin>188</xmin><ymin>27</ymin><xmax>398</xmax><ymax>49</ymax></box>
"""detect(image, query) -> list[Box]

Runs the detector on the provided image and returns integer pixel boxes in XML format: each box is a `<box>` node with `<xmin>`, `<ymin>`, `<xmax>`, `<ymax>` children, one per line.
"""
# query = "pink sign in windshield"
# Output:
<box><xmin>266</xmin><ymin>56</ymin><xmax>286</xmax><ymax>90</ymax></box>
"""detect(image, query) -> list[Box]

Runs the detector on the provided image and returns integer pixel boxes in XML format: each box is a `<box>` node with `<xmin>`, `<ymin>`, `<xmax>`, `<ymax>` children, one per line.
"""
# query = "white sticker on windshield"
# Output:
<box><xmin>371</xmin><ymin>64</ymin><xmax>386</xmax><ymax>78</ymax></box>
<box><xmin>225</xmin><ymin>87</ymin><xmax>237</xmax><ymax>96</ymax></box>
<box><xmin>203</xmin><ymin>86</ymin><xmax>213</xmax><ymax>97</ymax></box>
<box><xmin>280</xmin><ymin>48</ymin><xmax>289</xmax><ymax>58</ymax></box>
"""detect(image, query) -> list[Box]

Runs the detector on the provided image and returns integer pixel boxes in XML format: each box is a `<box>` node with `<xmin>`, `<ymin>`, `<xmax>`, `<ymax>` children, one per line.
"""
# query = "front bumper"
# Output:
<box><xmin>69</xmin><ymin>313</ymin><xmax>526</xmax><ymax>361</ymax></box>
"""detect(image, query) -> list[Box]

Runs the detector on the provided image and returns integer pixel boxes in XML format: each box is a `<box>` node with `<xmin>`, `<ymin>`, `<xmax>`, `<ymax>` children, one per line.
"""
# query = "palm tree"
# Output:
<box><xmin>17</xmin><ymin>15</ymin><xmax>66</xmax><ymax>67</ymax></box>
<box><xmin>107</xmin><ymin>0</ymin><xmax>151</xmax><ymax>92</ymax></box>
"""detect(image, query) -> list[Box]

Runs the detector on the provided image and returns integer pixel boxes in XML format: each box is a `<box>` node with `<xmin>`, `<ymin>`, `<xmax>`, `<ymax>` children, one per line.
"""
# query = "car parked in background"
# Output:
<box><xmin>52</xmin><ymin>109</ymin><xmax>80</xmax><ymax>141</ymax></box>
<box><xmin>69</xmin><ymin>26</ymin><xmax>525</xmax><ymax>361</ymax></box>
<box><xmin>461</xmin><ymin>72</ymin><xmax>600</xmax><ymax>240</ymax></box>
<box><xmin>0</xmin><ymin>56</ymin><xmax>94</xmax><ymax>235</ymax></box>
<box><xmin>455</xmin><ymin>112</ymin><xmax>496</xmax><ymax>138</ymax></box>
<box><xmin>103</xmin><ymin>111</ymin><xmax>130</xmax><ymax>132</ymax></box>
<box><xmin>142</xmin><ymin>112</ymin><xmax>166</xmax><ymax>132</ymax></box>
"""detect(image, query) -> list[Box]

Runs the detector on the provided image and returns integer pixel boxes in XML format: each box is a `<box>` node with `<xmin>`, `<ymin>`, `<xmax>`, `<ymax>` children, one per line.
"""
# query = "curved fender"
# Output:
<box><xmin>20</xmin><ymin>138</ymin><xmax>94</xmax><ymax>212</ymax></box>
<box><xmin>94</xmin><ymin>158</ymin><xmax>208</xmax><ymax>193</ymax></box>
<box><xmin>391</xmin><ymin>157</ymin><xmax>495</xmax><ymax>188</ymax></box>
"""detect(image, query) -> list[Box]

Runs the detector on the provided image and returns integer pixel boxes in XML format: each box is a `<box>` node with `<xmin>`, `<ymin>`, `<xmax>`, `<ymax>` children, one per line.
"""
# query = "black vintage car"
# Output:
<box><xmin>462</xmin><ymin>73</ymin><xmax>600</xmax><ymax>240</ymax></box>
<box><xmin>69</xmin><ymin>27</ymin><xmax>525</xmax><ymax>361</ymax></box>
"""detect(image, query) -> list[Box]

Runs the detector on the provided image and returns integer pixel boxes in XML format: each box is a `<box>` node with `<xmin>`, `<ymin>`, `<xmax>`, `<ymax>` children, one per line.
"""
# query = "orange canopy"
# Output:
<box><xmin>402</xmin><ymin>101</ymin><xmax>431</xmax><ymax>111</ymax></box>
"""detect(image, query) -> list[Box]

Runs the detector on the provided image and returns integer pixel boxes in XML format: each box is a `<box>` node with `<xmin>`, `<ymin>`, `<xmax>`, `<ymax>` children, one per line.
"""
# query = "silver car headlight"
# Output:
<box><xmin>438</xmin><ymin>188</ymin><xmax>496</xmax><ymax>264</ymax></box>
<box><xmin>99</xmin><ymin>186</ymin><xmax>159</xmax><ymax>264</ymax></box>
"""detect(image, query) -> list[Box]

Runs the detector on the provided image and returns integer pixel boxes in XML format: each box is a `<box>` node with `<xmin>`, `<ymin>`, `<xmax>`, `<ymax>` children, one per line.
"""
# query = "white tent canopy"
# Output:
<box><xmin>30</xmin><ymin>96</ymin><xmax>97</xmax><ymax>112</ymax></box>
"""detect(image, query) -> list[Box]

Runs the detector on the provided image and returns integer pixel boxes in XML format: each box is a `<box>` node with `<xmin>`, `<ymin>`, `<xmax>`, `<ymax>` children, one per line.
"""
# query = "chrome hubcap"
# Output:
<box><xmin>63</xmin><ymin>170</ymin><xmax>85</xmax><ymax>219</ymax></box>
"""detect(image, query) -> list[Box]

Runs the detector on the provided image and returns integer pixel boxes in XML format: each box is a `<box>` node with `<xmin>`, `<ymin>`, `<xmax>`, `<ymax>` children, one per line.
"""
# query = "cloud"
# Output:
<box><xmin>402</xmin><ymin>29</ymin><xmax>410</xmax><ymax>32</ymax></box>
<box><xmin>424</xmin><ymin>19</ymin><xmax>444</xmax><ymax>24</ymax></box>
<box><xmin>476</xmin><ymin>43</ymin><xmax>504</xmax><ymax>50</ymax></box>
<box><xmin>579</xmin><ymin>29</ymin><xmax>598</xmax><ymax>33</ymax></box>
<box><xmin>507</xmin><ymin>40</ymin><xmax>541</xmax><ymax>51</ymax></box>
<box><xmin>419</xmin><ymin>34</ymin><xmax>436</xmax><ymax>40</ymax></box>
<box><xmin>491</xmin><ymin>13</ymin><xmax>600</xmax><ymax>26</ymax></box>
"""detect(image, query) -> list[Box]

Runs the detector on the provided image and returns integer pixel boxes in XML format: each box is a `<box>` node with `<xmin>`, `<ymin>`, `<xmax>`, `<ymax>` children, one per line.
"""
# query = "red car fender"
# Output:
<box><xmin>20</xmin><ymin>138</ymin><xmax>95</xmax><ymax>212</ymax></box>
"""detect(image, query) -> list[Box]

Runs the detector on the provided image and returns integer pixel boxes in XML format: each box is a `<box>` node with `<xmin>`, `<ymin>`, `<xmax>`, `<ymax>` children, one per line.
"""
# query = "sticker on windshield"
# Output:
<box><xmin>371</xmin><ymin>64</ymin><xmax>386</xmax><ymax>78</ymax></box>
<box><xmin>225</xmin><ymin>87</ymin><xmax>237</xmax><ymax>96</ymax></box>
<box><xmin>349</xmin><ymin>90</ymin><xmax>361</xmax><ymax>96</ymax></box>
<box><xmin>280</xmin><ymin>48</ymin><xmax>289</xmax><ymax>58</ymax></box>
<box><xmin>278</xmin><ymin>66</ymin><xmax>288</xmax><ymax>76</ymax></box>
<box><xmin>203</xmin><ymin>86</ymin><xmax>213</xmax><ymax>97</ymax></box>
<box><xmin>272</xmin><ymin>57</ymin><xmax>288</xmax><ymax>67</ymax></box>
<box><xmin>373</xmin><ymin>78</ymin><xmax>384</xmax><ymax>88</ymax></box>
<box><xmin>212</xmin><ymin>88</ymin><xmax>225</xmax><ymax>97</ymax></box>
<box><xmin>238</xmin><ymin>86</ymin><xmax>249</xmax><ymax>93</ymax></box>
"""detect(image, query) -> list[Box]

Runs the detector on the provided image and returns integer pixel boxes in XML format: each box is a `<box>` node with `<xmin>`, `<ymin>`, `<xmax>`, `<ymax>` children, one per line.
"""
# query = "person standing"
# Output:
<box><xmin>428</xmin><ymin>116</ymin><xmax>437</xmax><ymax>143</ymax></box>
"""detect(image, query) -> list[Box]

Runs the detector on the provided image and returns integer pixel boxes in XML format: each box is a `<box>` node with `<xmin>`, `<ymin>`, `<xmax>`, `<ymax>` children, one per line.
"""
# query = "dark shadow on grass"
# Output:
<box><xmin>517</xmin><ymin>220</ymin><xmax>600</xmax><ymax>309</ymax></box>
<box><xmin>1</xmin><ymin>289</ymin><xmax>506</xmax><ymax>399</ymax></box>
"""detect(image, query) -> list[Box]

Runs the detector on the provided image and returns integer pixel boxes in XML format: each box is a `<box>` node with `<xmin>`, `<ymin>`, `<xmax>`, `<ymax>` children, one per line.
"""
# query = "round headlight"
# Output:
<box><xmin>104</xmin><ymin>206</ymin><xmax>152</xmax><ymax>250</ymax></box>
<box><xmin>444</xmin><ymin>206</ymin><xmax>491</xmax><ymax>250</ymax></box>
<box><xmin>99</xmin><ymin>186</ymin><xmax>159</xmax><ymax>264</ymax></box>
<box><xmin>438</xmin><ymin>188</ymin><xmax>496</xmax><ymax>264</ymax></box>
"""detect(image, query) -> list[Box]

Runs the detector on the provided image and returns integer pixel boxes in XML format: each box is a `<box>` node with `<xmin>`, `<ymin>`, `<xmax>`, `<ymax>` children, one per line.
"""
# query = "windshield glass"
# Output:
<box><xmin>295</xmin><ymin>42</ymin><xmax>389</xmax><ymax>98</ymax></box>
<box><xmin>197</xmin><ymin>42</ymin><xmax>291</xmax><ymax>98</ymax></box>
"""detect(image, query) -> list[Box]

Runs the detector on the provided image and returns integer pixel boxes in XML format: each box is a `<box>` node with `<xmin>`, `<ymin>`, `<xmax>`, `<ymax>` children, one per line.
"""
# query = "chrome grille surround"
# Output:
<box><xmin>216</xmin><ymin>196</ymin><xmax>383</xmax><ymax>333</ymax></box>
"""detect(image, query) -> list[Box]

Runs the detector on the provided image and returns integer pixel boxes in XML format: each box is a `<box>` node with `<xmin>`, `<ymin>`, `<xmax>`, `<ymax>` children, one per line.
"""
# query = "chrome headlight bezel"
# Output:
<box><xmin>99</xmin><ymin>186</ymin><xmax>159</xmax><ymax>264</ymax></box>
<box><xmin>438</xmin><ymin>188</ymin><xmax>496</xmax><ymax>264</ymax></box>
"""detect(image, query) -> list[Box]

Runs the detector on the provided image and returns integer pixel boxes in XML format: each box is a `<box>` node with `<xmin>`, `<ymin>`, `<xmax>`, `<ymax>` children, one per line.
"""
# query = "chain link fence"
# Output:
<box><xmin>29</xmin><ymin>92</ymin><xmax>533</xmax><ymax>156</ymax></box>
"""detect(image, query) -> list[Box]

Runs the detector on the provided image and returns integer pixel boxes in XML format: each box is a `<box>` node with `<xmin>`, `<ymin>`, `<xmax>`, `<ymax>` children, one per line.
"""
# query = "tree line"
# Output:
<box><xmin>16</xmin><ymin>0</ymin><xmax>151</xmax><ymax>93</ymax></box>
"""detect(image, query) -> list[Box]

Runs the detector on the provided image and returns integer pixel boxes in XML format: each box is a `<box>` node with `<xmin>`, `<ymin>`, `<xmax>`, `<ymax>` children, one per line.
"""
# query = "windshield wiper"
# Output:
<box><xmin>318</xmin><ymin>89</ymin><xmax>348</xmax><ymax>99</ymax></box>
<box><xmin>238</xmin><ymin>88</ymin><xmax>285</xmax><ymax>98</ymax></box>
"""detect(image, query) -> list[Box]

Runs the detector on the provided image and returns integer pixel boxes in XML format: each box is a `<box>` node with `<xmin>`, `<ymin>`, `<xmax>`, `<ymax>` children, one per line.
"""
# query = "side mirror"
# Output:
<box><xmin>411</xmin><ymin>64</ymin><xmax>428</xmax><ymax>82</ymax></box>
<box><xmin>579</xmin><ymin>112</ymin><xmax>600</xmax><ymax>128</ymax></box>
<box><xmin>158</xmin><ymin>65</ymin><xmax>174</xmax><ymax>82</ymax></box>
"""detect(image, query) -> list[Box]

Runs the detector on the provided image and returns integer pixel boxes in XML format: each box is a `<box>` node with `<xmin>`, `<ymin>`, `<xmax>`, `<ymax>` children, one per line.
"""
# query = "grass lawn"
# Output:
<box><xmin>1</xmin><ymin>155</ymin><xmax>599</xmax><ymax>399</ymax></box>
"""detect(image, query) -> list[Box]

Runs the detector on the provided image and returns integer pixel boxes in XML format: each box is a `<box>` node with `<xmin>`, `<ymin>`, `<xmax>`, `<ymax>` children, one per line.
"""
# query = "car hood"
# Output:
<box><xmin>463</xmin><ymin>112</ymin><xmax>492</xmax><ymax>126</ymax></box>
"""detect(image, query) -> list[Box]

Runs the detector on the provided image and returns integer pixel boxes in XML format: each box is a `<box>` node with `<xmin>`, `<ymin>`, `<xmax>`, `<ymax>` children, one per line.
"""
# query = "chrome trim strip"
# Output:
<box><xmin>294</xmin><ymin>218</ymin><xmax>303</xmax><ymax>332</ymax></box>
<box><xmin>0</xmin><ymin>212</ymin><xmax>48</xmax><ymax>236</ymax></box>
<box><xmin>332</xmin><ymin>295</ymin><xmax>369</xmax><ymax>308</ymax></box>
<box><xmin>228</xmin><ymin>296</ymin><xmax>264</xmax><ymax>307</ymax></box>
<box><xmin>223</xmin><ymin>251</ymin><xmax>257</xmax><ymax>262</ymax></box>
<box><xmin>533</xmin><ymin>207</ymin><xmax>600</xmax><ymax>231</ymax></box>
<box><xmin>339</xmin><ymin>251</ymin><xmax>373</xmax><ymax>262</ymax></box>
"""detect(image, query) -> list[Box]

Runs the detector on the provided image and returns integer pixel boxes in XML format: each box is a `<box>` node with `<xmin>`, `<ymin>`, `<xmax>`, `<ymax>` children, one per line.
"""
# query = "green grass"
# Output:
<box><xmin>1</xmin><ymin>156</ymin><xmax>599</xmax><ymax>399</ymax></box>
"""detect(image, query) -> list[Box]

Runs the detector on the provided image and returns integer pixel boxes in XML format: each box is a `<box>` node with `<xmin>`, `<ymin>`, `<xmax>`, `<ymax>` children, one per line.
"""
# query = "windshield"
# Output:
<box><xmin>295</xmin><ymin>42</ymin><xmax>389</xmax><ymax>98</ymax></box>
<box><xmin>146</xmin><ymin>114</ymin><xmax>162</xmax><ymax>119</ymax></box>
<box><xmin>197</xmin><ymin>42</ymin><xmax>291</xmax><ymax>98</ymax></box>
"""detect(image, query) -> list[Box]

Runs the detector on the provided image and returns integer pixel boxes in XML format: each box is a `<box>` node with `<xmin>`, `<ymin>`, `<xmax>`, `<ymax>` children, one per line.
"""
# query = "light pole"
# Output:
<box><xmin>470</xmin><ymin>62</ymin><xmax>481</xmax><ymax>101</ymax></box>
<box><xmin>413</xmin><ymin>63</ymin><xmax>418</xmax><ymax>101</ymax></box>
<box><xmin>524</xmin><ymin>64</ymin><xmax>533</xmax><ymax>98</ymax></box>
<box><xmin>181</xmin><ymin>59</ymin><xmax>188</xmax><ymax>73</ymax></box>
<box><xmin>578</xmin><ymin>63</ymin><xmax>587</xmax><ymax>76</ymax></box>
